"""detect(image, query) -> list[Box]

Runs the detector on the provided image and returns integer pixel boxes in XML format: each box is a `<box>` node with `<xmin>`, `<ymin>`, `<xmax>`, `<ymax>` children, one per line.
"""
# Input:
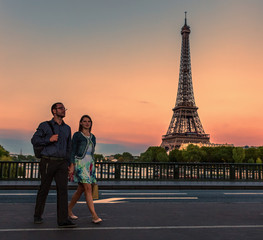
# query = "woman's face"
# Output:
<box><xmin>80</xmin><ymin>117</ymin><xmax>92</xmax><ymax>130</ymax></box>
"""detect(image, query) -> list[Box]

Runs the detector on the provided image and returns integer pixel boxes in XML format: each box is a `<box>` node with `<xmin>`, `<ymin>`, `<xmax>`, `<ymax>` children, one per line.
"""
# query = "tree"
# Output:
<box><xmin>201</xmin><ymin>147</ymin><xmax>216</xmax><ymax>162</ymax></box>
<box><xmin>232</xmin><ymin>147</ymin><xmax>245</xmax><ymax>163</ymax></box>
<box><xmin>156</xmin><ymin>151</ymin><xmax>169</xmax><ymax>162</ymax></box>
<box><xmin>257</xmin><ymin>147</ymin><xmax>263</xmax><ymax>160</ymax></box>
<box><xmin>140</xmin><ymin>149</ymin><xmax>153</xmax><ymax>162</ymax></box>
<box><xmin>113</xmin><ymin>154</ymin><xmax>122</xmax><ymax>160</ymax></box>
<box><xmin>0</xmin><ymin>145</ymin><xmax>12</xmax><ymax>161</ymax></box>
<box><xmin>140</xmin><ymin>147</ymin><xmax>168</xmax><ymax>162</ymax></box>
<box><xmin>182</xmin><ymin>144</ymin><xmax>206</xmax><ymax>162</ymax></box>
<box><xmin>17</xmin><ymin>155</ymin><xmax>37</xmax><ymax>161</ymax></box>
<box><xmin>0</xmin><ymin>145</ymin><xmax>10</xmax><ymax>158</ymax></box>
<box><xmin>211</xmin><ymin>146</ymin><xmax>234</xmax><ymax>163</ymax></box>
<box><xmin>17</xmin><ymin>155</ymin><xmax>27</xmax><ymax>161</ymax></box>
<box><xmin>256</xmin><ymin>157</ymin><xmax>262</xmax><ymax>164</ymax></box>
<box><xmin>169</xmin><ymin>149</ymin><xmax>183</xmax><ymax>162</ymax></box>
<box><xmin>244</xmin><ymin>148</ymin><xmax>258</xmax><ymax>163</ymax></box>
<box><xmin>122</xmin><ymin>152</ymin><xmax>134</xmax><ymax>161</ymax></box>
<box><xmin>118</xmin><ymin>156</ymin><xmax>124</xmax><ymax>162</ymax></box>
<box><xmin>94</xmin><ymin>154</ymin><xmax>104</xmax><ymax>162</ymax></box>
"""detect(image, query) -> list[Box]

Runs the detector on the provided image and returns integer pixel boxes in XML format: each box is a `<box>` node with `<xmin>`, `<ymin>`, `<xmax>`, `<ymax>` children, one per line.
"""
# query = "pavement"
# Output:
<box><xmin>1</xmin><ymin>189</ymin><xmax>263</xmax><ymax>240</ymax></box>
<box><xmin>1</xmin><ymin>180</ymin><xmax>263</xmax><ymax>240</ymax></box>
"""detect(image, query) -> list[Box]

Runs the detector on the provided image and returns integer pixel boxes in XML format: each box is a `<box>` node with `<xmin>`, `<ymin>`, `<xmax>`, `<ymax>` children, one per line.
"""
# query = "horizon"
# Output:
<box><xmin>1</xmin><ymin>0</ymin><xmax>263</xmax><ymax>155</ymax></box>
<box><xmin>2</xmin><ymin>141</ymin><xmax>262</xmax><ymax>157</ymax></box>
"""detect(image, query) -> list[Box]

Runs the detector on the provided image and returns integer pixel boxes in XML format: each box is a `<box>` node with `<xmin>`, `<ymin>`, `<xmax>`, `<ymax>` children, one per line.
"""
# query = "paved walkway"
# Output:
<box><xmin>1</xmin><ymin>189</ymin><xmax>263</xmax><ymax>240</ymax></box>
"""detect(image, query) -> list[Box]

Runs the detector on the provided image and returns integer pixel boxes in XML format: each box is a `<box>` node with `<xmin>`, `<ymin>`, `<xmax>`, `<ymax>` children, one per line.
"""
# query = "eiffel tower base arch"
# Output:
<box><xmin>161</xmin><ymin>133</ymin><xmax>210</xmax><ymax>151</ymax></box>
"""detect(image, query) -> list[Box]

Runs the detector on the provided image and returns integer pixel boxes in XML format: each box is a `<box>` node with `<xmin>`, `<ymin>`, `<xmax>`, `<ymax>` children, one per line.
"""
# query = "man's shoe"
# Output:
<box><xmin>58</xmin><ymin>220</ymin><xmax>77</xmax><ymax>228</ymax></box>
<box><xmin>34</xmin><ymin>217</ymin><xmax>43</xmax><ymax>224</ymax></box>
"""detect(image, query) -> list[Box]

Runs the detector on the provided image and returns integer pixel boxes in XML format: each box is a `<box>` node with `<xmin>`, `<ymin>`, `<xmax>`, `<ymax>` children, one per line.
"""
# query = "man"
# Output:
<box><xmin>31</xmin><ymin>102</ymin><xmax>76</xmax><ymax>228</ymax></box>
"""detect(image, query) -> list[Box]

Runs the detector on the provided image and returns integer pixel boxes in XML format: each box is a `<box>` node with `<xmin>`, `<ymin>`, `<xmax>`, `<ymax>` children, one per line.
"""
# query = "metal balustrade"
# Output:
<box><xmin>0</xmin><ymin>161</ymin><xmax>263</xmax><ymax>181</ymax></box>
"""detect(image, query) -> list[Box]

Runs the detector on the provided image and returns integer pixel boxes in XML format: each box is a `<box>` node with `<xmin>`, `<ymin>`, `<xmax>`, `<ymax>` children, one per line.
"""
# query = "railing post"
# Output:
<box><xmin>230</xmin><ymin>164</ymin><xmax>236</xmax><ymax>180</ymax></box>
<box><xmin>115</xmin><ymin>163</ymin><xmax>121</xmax><ymax>179</ymax></box>
<box><xmin>8</xmin><ymin>162</ymin><xmax>12</xmax><ymax>178</ymax></box>
<box><xmin>154</xmin><ymin>164</ymin><xmax>159</xmax><ymax>179</ymax></box>
<box><xmin>174</xmin><ymin>164</ymin><xmax>179</xmax><ymax>179</ymax></box>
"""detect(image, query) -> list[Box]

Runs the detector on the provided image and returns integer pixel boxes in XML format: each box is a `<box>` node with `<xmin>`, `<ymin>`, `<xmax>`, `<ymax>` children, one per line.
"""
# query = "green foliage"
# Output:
<box><xmin>113</xmin><ymin>154</ymin><xmax>122</xmax><ymax>160</ymax></box>
<box><xmin>257</xmin><ymin>147</ymin><xmax>263</xmax><ymax>160</ymax></box>
<box><xmin>140</xmin><ymin>149</ymin><xmax>153</xmax><ymax>162</ymax></box>
<box><xmin>112</xmin><ymin>152</ymin><xmax>134</xmax><ymax>162</ymax></box>
<box><xmin>122</xmin><ymin>152</ymin><xmax>134</xmax><ymax>161</ymax></box>
<box><xmin>94</xmin><ymin>154</ymin><xmax>104</xmax><ymax>162</ymax></box>
<box><xmin>17</xmin><ymin>155</ymin><xmax>27</xmax><ymax>160</ymax></box>
<box><xmin>201</xmin><ymin>146</ymin><xmax>234</xmax><ymax>163</ymax></box>
<box><xmin>140</xmin><ymin>147</ymin><xmax>168</xmax><ymax>162</ymax></box>
<box><xmin>169</xmin><ymin>149</ymin><xmax>183</xmax><ymax>162</ymax></box>
<box><xmin>118</xmin><ymin>156</ymin><xmax>124</xmax><ymax>162</ymax></box>
<box><xmin>256</xmin><ymin>157</ymin><xmax>262</xmax><ymax>164</ymax></box>
<box><xmin>201</xmin><ymin>147</ymin><xmax>215</xmax><ymax>162</ymax></box>
<box><xmin>210</xmin><ymin>146</ymin><xmax>234</xmax><ymax>163</ymax></box>
<box><xmin>0</xmin><ymin>155</ymin><xmax>12</xmax><ymax>161</ymax></box>
<box><xmin>156</xmin><ymin>151</ymin><xmax>169</xmax><ymax>162</ymax></box>
<box><xmin>138</xmin><ymin>145</ymin><xmax>263</xmax><ymax>163</ymax></box>
<box><xmin>232</xmin><ymin>147</ymin><xmax>245</xmax><ymax>163</ymax></box>
<box><xmin>16</xmin><ymin>155</ymin><xmax>37</xmax><ymax>161</ymax></box>
<box><xmin>26</xmin><ymin>155</ymin><xmax>37</xmax><ymax>161</ymax></box>
<box><xmin>244</xmin><ymin>148</ymin><xmax>258</xmax><ymax>163</ymax></box>
<box><xmin>182</xmin><ymin>144</ymin><xmax>206</xmax><ymax>162</ymax></box>
<box><xmin>0</xmin><ymin>145</ymin><xmax>10</xmax><ymax>159</ymax></box>
<box><xmin>12</xmin><ymin>155</ymin><xmax>18</xmax><ymax>161</ymax></box>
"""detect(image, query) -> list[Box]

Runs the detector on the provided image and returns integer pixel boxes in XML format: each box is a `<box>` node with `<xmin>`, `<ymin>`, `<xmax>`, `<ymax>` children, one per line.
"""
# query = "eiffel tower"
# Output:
<box><xmin>161</xmin><ymin>13</ymin><xmax>210</xmax><ymax>151</ymax></box>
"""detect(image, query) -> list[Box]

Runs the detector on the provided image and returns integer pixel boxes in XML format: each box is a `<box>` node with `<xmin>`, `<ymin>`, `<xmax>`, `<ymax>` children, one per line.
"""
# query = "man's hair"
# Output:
<box><xmin>51</xmin><ymin>102</ymin><xmax>63</xmax><ymax>115</ymax></box>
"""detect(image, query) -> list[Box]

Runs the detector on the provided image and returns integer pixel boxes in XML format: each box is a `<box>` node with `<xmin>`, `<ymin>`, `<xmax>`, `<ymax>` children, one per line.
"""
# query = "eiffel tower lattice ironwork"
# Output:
<box><xmin>161</xmin><ymin>13</ymin><xmax>210</xmax><ymax>151</ymax></box>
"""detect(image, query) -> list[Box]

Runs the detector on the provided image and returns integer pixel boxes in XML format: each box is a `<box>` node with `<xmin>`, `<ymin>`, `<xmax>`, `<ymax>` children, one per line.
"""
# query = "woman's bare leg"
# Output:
<box><xmin>83</xmin><ymin>183</ymin><xmax>101</xmax><ymax>221</ymax></box>
<box><xmin>68</xmin><ymin>184</ymin><xmax>84</xmax><ymax>218</ymax></box>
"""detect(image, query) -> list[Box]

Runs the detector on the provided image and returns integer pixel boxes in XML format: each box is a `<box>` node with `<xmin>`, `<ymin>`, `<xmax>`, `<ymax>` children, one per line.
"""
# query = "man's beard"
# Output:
<box><xmin>56</xmin><ymin>113</ymin><xmax>65</xmax><ymax>118</ymax></box>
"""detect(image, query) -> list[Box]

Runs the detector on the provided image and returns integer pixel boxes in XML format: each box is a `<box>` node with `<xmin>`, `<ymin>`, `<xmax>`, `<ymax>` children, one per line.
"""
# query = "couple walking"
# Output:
<box><xmin>31</xmin><ymin>102</ymin><xmax>102</xmax><ymax>228</ymax></box>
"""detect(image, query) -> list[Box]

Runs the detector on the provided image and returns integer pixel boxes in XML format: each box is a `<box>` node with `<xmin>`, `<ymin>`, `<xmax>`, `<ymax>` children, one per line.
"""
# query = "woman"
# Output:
<box><xmin>68</xmin><ymin>115</ymin><xmax>102</xmax><ymax>224</ymax></box>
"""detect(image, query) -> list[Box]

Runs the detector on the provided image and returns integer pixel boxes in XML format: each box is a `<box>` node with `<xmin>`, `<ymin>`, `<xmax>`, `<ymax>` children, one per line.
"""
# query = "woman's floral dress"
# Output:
<box><xmin>74</xmin><ymin>135</ymin><xmax>97</xmax><ymax>184</ymax></box>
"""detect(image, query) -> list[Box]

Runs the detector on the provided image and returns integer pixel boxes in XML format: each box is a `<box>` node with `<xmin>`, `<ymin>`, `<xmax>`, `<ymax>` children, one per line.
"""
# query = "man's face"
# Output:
<box><xmin>54</xmin><ymin>104</ymin><xmax>66</xmax><ymax>118</ymax></box>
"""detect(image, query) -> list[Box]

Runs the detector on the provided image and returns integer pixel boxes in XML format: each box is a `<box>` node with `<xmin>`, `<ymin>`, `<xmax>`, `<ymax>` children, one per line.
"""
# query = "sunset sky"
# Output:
<box><xmin>0</xmin><ymin>0</ymin><xmax>263</xmax><ymax>155</ymax></box>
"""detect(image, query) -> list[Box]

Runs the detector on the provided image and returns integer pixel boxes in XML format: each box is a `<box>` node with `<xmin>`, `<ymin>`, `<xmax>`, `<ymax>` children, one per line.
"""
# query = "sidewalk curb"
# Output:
<box><xmin>0</xmin><ymin>180</ymin><xmax>262</xmax><ymax>190</ymax></box>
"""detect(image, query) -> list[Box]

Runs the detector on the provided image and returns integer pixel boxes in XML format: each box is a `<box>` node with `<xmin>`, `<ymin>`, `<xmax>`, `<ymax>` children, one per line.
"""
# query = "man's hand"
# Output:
<box><xmin>68</xmin><ymin>163</ymin><xmax>75</xmax><ymax>175</ymax></box>
<box><xmin>50</xmin><ymin>134</ymin><xmax>58</xmax><ymax>142</ymax></box>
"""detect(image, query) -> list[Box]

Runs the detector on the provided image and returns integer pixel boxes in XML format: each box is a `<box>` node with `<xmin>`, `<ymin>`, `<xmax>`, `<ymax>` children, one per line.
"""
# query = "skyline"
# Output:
<box><xmin>0</xmin><ymin>0</ymin><xmax>263</xmax><ymax>155</ymax></box>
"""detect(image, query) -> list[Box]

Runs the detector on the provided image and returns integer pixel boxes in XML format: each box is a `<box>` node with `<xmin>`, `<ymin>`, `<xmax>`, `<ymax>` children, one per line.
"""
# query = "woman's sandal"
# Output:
<box><xmin>69</xmin><ymin>214</ymin><xmax>79</xmax><ymax>220</ymax></box>
<box><xmin>92</xmin><ymin>218</ymin><xmax>102</xmax><ymax>224</ymax></box>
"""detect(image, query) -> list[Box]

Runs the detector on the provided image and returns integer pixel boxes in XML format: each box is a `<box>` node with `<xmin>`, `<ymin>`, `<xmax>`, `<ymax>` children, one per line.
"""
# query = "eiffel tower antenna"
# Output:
<box><xmin>161</xmin><ymin>13</ymin><xmax>210</xmax><ymax>151</ymax></box>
